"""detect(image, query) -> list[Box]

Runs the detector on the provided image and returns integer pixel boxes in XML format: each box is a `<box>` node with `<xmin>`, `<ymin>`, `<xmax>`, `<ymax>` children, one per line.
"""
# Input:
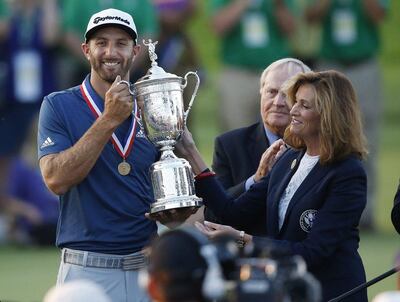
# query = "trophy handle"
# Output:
<box><xmin>118</xmin><ymin>80</ymin><xmax>136</xmax><ymax>96</ymax></box>
<box><xmin>118</xmin><ymin>80</ymin><xmax>143</xmax><ymax>129</ymax></box>
<box><xmin>182</xmin><ymin>71</ymin><xmax>200</xmax><ymax>125</ymax></box>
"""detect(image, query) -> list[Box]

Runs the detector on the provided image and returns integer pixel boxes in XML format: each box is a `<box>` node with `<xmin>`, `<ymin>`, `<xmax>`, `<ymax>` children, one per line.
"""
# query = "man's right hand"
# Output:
<box><xmin>103</xmin><ymin>75</ymin><xmax>134</xmax><ymax>126</ymax></box>
<box><xmin>254</xmin><ymin>139</ymin><xmax>287</xmax><ymax>182</ymax></box>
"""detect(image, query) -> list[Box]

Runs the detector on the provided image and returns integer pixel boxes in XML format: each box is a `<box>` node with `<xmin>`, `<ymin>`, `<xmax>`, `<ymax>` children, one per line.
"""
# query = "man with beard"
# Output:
<box><xmin>37</xmin><ymin>8</ymin><xmax>158</xmax><ymax>302</ymax></box>
<box><xmin>205</xmin><ymin>58</ymin><xmax>311</xmax><ymax>235</ymax></box>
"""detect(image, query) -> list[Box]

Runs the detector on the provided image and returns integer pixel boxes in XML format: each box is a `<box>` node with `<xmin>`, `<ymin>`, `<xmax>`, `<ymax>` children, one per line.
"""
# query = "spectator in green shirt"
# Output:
<box><xmin>208</xmin><ymin>0</ymin><xmax>293</xmax><ymax>133</ymax></box>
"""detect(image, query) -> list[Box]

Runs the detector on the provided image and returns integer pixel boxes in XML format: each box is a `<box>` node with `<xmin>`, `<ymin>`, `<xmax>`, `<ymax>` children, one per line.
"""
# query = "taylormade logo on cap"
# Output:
<box><xmin>85</xmin><ymin>8</ymin><xmax>137</xmax><ymax>43</ymax></box>
<box><xmin>93</xmin><ymin>15</ymin><xmax>130</xmax><ymax>25</ymax></box>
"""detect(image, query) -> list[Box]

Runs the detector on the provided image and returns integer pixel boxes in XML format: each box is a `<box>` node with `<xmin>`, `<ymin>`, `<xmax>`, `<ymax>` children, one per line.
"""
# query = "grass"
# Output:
<box><xmin>1</xmin><ymin>2</ymin><xmax>399</xmax><ymax>301</ymax></box>
<box><xmin>0</xmin><ymin>246</ymin><xmax>59</xmax><ymax>302</ymax></box>
<box><xmin>359</xmin><ymin>232</ymin><xmax>400</xmax><ymax>297</ymax></box>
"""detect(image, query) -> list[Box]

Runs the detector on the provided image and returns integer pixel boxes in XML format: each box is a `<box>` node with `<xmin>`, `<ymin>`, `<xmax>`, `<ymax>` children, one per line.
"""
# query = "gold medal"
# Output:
<box><xmin>118</xmin><ymin>161</ymin><xmax>131</xmax><ymax>176</ymax></box>
<box><xmin>82</xmin><ymin>79</ymin><xmax>137</xmax><ymax>177</ymax></box>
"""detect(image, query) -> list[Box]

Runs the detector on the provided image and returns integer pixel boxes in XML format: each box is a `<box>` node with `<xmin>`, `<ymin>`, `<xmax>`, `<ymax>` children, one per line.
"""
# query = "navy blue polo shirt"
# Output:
<box><xmin>37</xmin><ymin>77</ymin><xmax>159</xmax><ymax>254</ymax></box>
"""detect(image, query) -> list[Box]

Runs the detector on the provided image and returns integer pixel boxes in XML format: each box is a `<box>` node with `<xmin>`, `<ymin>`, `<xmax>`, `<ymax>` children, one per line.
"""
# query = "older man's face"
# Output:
<box><xmin>260</xmin><ymin>66</ymin><xmax>301</xmax><ymax>136</ymax></box>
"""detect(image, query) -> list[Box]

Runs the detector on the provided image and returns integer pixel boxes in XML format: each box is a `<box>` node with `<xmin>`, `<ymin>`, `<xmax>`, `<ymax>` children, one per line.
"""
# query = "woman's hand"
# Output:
<box><xmin>175</xmin><ymin>127</ymin><xmax>208</xmax><ymax>175</ymax></box>
<box><xmin>254</xmin><ymin>139</ymin><xmax>287</xmax><ymax>182</ymax></box>
<box><xmin>195</xmin><ymin>221</ymin><xmax>253</xmax><ymax>245</ymax></box>
<box><xmin>175</xmin><ymin>127</ymin><xmax>197</xmax><ymax>158</ymax></box>
<box><xmin>195</xmin><ymin>221</ymin><xmax>253</xmax><ymax>246</ymax></box>
<box><xmin>195</xmin><ymin>220</ymin><xmax>238</xmax><ymax>239</ymax></box>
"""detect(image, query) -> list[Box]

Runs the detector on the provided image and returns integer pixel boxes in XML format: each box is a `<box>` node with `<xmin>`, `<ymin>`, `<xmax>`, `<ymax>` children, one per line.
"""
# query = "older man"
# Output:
<box><xmin>205</xmin><ymin>58</ymin><xmax>311</xmax><ymax>235</ymax></box>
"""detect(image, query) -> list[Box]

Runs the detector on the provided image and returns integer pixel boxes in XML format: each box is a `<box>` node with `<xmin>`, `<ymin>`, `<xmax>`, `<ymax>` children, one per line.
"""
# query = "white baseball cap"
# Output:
<box><xmin>85</xmin><ymin>8</ymin><xmax>137</xmax><ymax>43</ymax></box>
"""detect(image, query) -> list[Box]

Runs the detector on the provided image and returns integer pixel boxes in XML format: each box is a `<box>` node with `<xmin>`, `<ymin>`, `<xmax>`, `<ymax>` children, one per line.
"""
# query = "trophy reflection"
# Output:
<box><xmin>134</xmin><ymin>40</ymin><xmax>202</xmax><ymax>220</ymax></box>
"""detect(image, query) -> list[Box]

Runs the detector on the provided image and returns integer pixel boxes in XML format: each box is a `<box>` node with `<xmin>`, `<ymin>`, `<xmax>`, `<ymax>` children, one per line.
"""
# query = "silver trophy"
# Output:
<box><xmin>133</xmin><ymin>39</ymin><xmax>202</xmax><ymax>217</ymax></box>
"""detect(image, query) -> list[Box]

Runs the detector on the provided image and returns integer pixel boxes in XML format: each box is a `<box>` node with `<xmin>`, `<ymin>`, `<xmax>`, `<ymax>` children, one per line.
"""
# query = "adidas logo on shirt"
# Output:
<box><xmin>136</xmin><ymin>129</ymin><xmax>147</xmax><ymax>138</ymax></box>
<box><xmin>41</xmin><ymin>137</ymin><xmax>55</xmax><ymax>149</ymax></box>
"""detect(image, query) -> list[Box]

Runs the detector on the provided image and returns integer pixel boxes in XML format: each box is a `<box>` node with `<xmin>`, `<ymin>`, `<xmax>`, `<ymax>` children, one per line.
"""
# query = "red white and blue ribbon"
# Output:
<box><xmin>80</xmin><ymin>77</ymin><xmax>138</xmax><ymax>160</ymax></box>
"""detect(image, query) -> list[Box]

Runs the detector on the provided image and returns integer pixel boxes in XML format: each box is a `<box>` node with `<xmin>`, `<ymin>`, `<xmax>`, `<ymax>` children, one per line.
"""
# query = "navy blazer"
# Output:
<box><xmin>391</xmin><ymin>182</ymin><xmax>400</xmax><ymax>234</ymax></box>
<box><xmin>206</xmin><ymin>122</ymin><xmax>269</xmax><ymax>235</ymax></box>
<box><xmin>212</xmin><ymin>122</ymin><xmax>269</xmax><ymax>197</ymax></box>
<box><xmin>196</xmin><ymin>148</ymin><xmax>368</xmax><ymax>302</ymax></box>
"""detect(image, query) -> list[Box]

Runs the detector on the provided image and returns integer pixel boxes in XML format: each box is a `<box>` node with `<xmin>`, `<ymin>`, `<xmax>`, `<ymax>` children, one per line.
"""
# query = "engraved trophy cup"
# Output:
<box><xmin>133</xmin><ymin>40</ymin><xmax>202</xmax><ymax>218</ymax></box>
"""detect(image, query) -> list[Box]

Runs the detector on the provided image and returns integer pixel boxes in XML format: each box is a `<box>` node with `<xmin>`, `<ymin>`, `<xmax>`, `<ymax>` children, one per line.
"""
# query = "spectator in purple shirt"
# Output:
<box><xmin>7</xmin><ymin>156</ymin><xmax>58</xmax><ymax>245</ymax></box>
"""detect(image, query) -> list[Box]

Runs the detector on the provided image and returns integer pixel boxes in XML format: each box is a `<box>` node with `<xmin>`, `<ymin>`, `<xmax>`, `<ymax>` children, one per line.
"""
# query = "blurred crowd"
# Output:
<box><xmin>0</xmin><ymin>0</ymin><xmax>389</xmax><ymax>245</ymax></box>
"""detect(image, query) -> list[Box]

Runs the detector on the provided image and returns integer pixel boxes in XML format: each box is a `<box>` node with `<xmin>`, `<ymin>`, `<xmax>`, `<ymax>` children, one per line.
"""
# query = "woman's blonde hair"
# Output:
<box><xmin>284</xmin><ymin>70</ymin><xmax>368</xmax><ymax>164</ymax></box>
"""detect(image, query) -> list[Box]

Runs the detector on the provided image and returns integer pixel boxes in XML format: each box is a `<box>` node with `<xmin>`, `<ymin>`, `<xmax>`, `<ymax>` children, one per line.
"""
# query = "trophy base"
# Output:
<box><xmin>150</xmin><ymin>195</ymin><xmax>203</xmax><ymax>214</ymax></box>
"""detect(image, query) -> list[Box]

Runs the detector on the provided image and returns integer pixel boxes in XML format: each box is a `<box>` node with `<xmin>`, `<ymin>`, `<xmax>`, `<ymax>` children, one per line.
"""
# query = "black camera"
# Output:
<box><xmin>212</xmin><ymin>237</ymin><xmax>322</xmax><ymax>302</ymax></box>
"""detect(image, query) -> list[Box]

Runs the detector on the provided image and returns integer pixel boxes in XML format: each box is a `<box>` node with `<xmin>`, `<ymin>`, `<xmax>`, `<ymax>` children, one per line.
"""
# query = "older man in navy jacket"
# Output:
<box><xmin>206</xmin><ymin>58</ymin><xmax>311</xmax><ymax>235</ymax></box>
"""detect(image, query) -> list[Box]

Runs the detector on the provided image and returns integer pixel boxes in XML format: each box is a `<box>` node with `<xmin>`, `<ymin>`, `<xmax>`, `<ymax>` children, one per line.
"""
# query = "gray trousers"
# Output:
<box><xmin>57</xmin><ymin>248</ymin><xmax>151</xmax><ymax>302</ymax></box>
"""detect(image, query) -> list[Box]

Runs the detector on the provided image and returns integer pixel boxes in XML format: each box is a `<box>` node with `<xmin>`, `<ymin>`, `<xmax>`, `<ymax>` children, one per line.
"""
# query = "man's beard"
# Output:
<box><xmin>92</xmin><ymin>60</ymin><xmax>132</xmax><ymax>83</ymax></box>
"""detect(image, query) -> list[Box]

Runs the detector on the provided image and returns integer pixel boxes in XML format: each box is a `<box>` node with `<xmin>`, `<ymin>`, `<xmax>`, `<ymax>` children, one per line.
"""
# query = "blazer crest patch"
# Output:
<box><xmin>299</xmin><ymin>209</ymin><xmax>318</xmax><ymax>233</ymax></box>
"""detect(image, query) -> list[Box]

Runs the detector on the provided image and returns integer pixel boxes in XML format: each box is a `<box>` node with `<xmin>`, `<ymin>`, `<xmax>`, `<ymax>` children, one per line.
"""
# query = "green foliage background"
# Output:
<box><xmin>0</xmin><ymin>2</ymin><xmax>399</xmax><ymax>301</ymax></box>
